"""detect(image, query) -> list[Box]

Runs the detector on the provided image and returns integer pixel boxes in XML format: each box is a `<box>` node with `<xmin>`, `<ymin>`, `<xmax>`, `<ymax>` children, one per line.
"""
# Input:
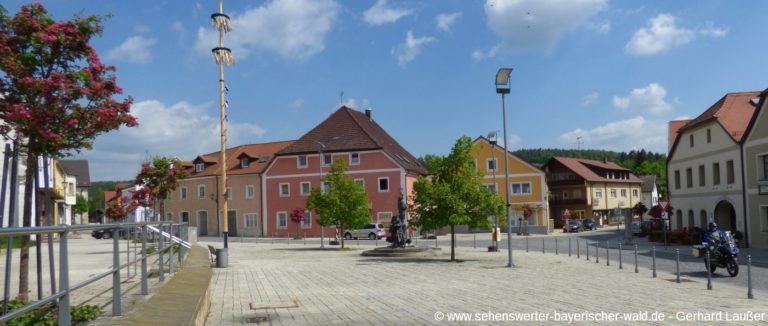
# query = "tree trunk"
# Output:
<box><xmin>160</xmin><ymin>199</ymin><xmax>166</xmax><ymax>222</ymax></box>
<box><xmin>450</xmin><ymin>224</ymin><xmax>455</xmax><ymax>261</ymax></box>
<box><xmin>340</xmin><ymin>225</ymin><xmax>345</xmax><ymax>249</ymax></box>
<box><xmin>17</xmin><ymin>153</ymin><xmax>37</xmax><ymax>300</ymax></box>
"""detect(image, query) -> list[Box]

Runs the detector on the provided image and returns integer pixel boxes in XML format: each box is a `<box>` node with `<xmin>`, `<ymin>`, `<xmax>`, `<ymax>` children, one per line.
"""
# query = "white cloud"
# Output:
<box><xmin>581</xmin><ymin>92</ymin><xmax>600</xmax><ymax>107</ymax></box>
<box><xmin>74</xmin><ymin>100</ymin><xmax>267</xmax><ymax>181</ymax></box>
<box><xmin>363</xmin><ymin>0</ymin><xmax>412</xmax><ymax>26</ymax></box>
<box><xmin>106</xmin><ymin>36</ymin><xmax>157</xmax><ymax>64</ymax></box>
<box><xmin>625</xmin><ymin>14</ymin><xmax>728</xmax><ymax>56</ymax></box>
<box><xmin>195</xmin><ymin>0</ymin><xmax>340</xmax><ymax>61</ymax></box>
<box><xmin>134</xmin><ymin>25</ymin><xmax>151</xmax><ymax>34</ymax></box>
<box><xmin>587</xmin><ymin>20</ymin><xmax>611</xmax><ymax>34</ymax></box>
<box><xmin>171</xmin><ymin>21</ymin><xmax>186</xmax><ymax>37</ymax></box>
<box><xmin>559</xmin><ymin>116</ymin><xmax>667</xmax><ymax>152</ymax></box>
<box><xmin>291</xmin><ymin>98</ymin><xmax>304</xmax><ymax>109</ymax></box>
<box><xmin>392</xmin><ymin>30</ymin><xmax>436</xmax><ymax>65</ymax></box>
<box><xmin>436</xmin><ymin>12</ymin><xmax>462</xmax><ymax>32</ymax></box>
<box><xmin>471</xmin><ymin>45</ymin><xmax>500</xmax><ymax>62</ymax></box>
<box><xmin>612</xmin><ymin>83</ymin><xmax>672</xmax><ymax>115</ymax></box>
<box><xmin>483</xmin><ymin>0</ymin><xmax>606</xmax><ymax>52</ymax></box>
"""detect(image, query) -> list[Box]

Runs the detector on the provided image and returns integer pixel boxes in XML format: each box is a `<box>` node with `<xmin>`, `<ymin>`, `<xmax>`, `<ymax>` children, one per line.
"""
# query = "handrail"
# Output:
<box><xmin>0</xmin><ymin>291</ymin><xmax>64</xmax><ymax>322</ymax></box>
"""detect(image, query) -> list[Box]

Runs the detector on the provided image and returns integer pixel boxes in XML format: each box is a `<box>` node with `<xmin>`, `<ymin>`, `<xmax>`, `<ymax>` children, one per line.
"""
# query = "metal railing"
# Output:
<box><xmin>0</xmin><ymin>221</ymin><xmax>188</xmax><ymax>325</ymax></box>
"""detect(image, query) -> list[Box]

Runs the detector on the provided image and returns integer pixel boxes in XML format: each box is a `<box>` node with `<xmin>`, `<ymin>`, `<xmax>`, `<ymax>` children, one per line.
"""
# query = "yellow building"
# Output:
<box><xmin>471</xmin><ymin>136</ymin><xmax>550</xmax><ymax>234</ymax></box>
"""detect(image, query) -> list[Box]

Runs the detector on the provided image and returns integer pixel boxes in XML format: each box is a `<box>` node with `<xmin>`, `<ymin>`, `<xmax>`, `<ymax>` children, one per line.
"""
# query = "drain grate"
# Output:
<box><xmin>244</xmin><ymin>315</ymin><xmax>271</xmax><ymax>324</ymax></box>
<box><xmin>250</xmin><ymin>298</ymin><xmax>301</xmax><ymax>310</ymax></box>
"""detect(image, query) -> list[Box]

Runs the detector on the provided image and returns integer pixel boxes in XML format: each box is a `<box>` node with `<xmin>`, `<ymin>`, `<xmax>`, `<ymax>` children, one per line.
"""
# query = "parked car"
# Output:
<box><xmin>91</xmin><ymin>228</ymin><xmax>133</xmax><ymax>239</ymax></box>
<box><xmin>563</xmin><ymin>220</ymin><xmax>583</xmax><ymax>233</ymax></box>
<box><xmin>630</xmin><ymin>221</ymin><xmax>643</xmax><ymax>236</ymax></box>
<box><xmin>344</xmin><ymin>223</ymin><xmax>386</xmax><ymax>240</ymax></box>
<box><xmin>581</xmin><ymin>218</ymin><xmax>596</xmax><ymax>231</ymax></box>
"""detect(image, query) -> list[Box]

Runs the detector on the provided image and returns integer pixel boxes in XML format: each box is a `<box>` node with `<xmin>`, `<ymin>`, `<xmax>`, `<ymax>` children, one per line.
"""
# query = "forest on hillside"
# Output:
<box><xmin>89</xmin><ymin>180</ymin><xmax>132</xmax><ymax>214</ymax></box>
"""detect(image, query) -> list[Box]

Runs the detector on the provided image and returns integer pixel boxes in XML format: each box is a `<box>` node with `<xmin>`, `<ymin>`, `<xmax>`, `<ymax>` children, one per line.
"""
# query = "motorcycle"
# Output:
<box><xmin>692</xmin><ymin>231</ymin><xmax>739</xmax><ymax>277</ymax></box>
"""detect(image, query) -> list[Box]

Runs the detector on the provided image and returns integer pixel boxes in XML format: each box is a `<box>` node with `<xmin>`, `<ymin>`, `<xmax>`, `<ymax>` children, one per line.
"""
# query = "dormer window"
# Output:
<box><xmin>195</xmin><ymin>163</ymin><xmax>205</xmax><ymax>172</ymax></box>
<box><xmin>240</xmin><ymin>159</ymin><xmax>250</xmax><ymax>169</ymax></box>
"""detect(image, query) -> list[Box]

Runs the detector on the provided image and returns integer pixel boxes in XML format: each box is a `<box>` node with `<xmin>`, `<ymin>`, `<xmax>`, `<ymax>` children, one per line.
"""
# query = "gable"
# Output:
<box><xmin>744</xmin><ymin>90</ymin><xmax>768</xmax><ymax>142</ymax></box>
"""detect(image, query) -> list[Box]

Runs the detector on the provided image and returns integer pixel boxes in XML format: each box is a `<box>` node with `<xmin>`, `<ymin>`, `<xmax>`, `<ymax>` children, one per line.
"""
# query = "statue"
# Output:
<box><xmin>398</xmin><ymin>191</ymin><xmax>407</xmax><ymax>219</ymax></box>
<box><xmin>388</xmin><ymin>215</ymin><xmax>408</xmax><ymax>248</ymax></box>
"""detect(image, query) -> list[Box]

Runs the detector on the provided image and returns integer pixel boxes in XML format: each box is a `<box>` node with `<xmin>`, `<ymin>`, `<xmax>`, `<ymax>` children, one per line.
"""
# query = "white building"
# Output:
<box><xmin>742</xmin><ymin>89</ymin><xmax>768</xmax><ymax>248</ymax></box>
<box><xmin>639</xmin><ymin>175</ymin><xmax>659</xmax><ymax>218</ymax></box>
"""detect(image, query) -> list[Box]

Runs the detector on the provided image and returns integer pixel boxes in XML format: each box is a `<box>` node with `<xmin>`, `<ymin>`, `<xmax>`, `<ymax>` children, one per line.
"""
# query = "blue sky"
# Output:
<box><xmin>5</xmin><ymin>0</ymin><xmax>768</xmax><ymax>180</ymax></box>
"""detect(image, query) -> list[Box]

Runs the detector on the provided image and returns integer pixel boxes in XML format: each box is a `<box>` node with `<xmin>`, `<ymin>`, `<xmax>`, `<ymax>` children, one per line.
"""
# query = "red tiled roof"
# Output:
<box><xmin>104</xmin><ymin>190</ymin><xmax>118</xmax><ymax>204</ymax></box>
<box><xmin>276</xmin><ymin>106</ymin><xmax>428</xmax><ymax>175</ymax></box>
<box><xmin>668</xmin><ymin>120</ymin><xmax>690</xmax><ymax>152</ymax></box>
<box><xmin>188</xmin><ymin>140</ymin><xmax>295</xmax><ymax>177</ymax></box>
<box><xmin>679</xmin><ymin>91</ymin><xmax>760</xmax><ymax>142</ymax></box>
<box><xmin>549</xmin><ymin>157</ymin><xmax>642</xmax><ymax>183</ymax></box>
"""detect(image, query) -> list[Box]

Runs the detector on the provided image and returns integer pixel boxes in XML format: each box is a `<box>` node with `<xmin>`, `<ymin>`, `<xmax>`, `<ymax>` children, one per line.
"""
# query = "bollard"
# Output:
<box><xmin>748</xmin><ymin>255</ymin><xmax>753</xmax><ymax>299</ymax></box>
<box><xmin>586</xmin><ymin>241</ymin><xmax>590</xmax><ymax>261</ymax></box>
<box><xmin>652</xmin><ymin>246</ymin><xmax>657</xmax><ymax>278</ymax></box>
<box><xmin>577</xmin><ymin>239</ymin><xmax>580</xmax><ymax>259</ymax></box>
<box><xmin>474</xmin><ymin>233</ymin><xmax>476</xmax><ymax>249</ymax></box>
<box><xmin>675</xmin><ymin>249</ymin><xmax>680</xmax><ymax>283</ymax></box>
<box><xmin>568</xmin><ymin>238</ymin><xmax>572</xmax><ymax>257</ymax></box>
<box><xmin>706</xmin><ymin>250</ymin><xmax>712</xmax><ymax>290</ymax></box>
<box><xmin>606</xmin><ymin>241</ymin><xmax>610</xmax><ymax>266</ymax></box>
<box><xmin>634</xmin><ymin>244</ymin><xmax>638</xmax><ymax>273</ymax></box>
<box><xmin>542</xmin><ymin>238</ymin><xmax>545</xmax><ymax>254</ymax></box>
<box><xmin>555</xmin><ymin>238</ymin><xmax>558</xmax><ymax>255</ymax></box>
<box><xmin>619</xmin><ymin>242</ymin><xmax>623</xmax><ymax>270</ymax></box>
<box><xmin>595</xmin><ymin>242</ymin><xmax>599</xmax><ymax>264</ymax></box>
<box><xmin>526</xmin><ymin>236</ymin><xmax>529</xmax><ymax>253</ymax></box>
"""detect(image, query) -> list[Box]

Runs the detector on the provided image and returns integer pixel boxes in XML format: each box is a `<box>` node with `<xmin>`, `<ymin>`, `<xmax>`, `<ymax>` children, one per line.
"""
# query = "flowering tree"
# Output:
<box><xmin>134</xmin><ymin>157</ymin><xmax>188</xmax><ymax>222</ymax></box>
<box><xmin>0</xmin><ymin>4</ymin><xmax>136</xmax><ymax>299</ymax></box>
<box><xmin>104</xmin><ymin>199</ymin><xmax>132</xmax><ymax>222</ymax></box>
<box><xmin>289</xmin><ymin>208</ymin><xmax>306</xmax><ymax>238</ymax></box>
<box><xmin>632</xmin><ymin>202</ymin><xmax>648</xmax><ymax>218</ymax></box>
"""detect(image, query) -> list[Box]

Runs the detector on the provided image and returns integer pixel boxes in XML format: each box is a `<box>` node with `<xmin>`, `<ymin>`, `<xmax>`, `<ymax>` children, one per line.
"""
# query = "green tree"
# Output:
<box><xmin>133</xmin><ymin>157</ymin><xmax>188</xmax><ymax>222</ymax></box>
<box><xmin>409</xmin><ymin>136</ymin><xmax>504</xmax><ymax>261</ymax></box>
<box><xmin>73</xmin><ymin>194</ymin><xmax>89</xmax><ymax>216</ymax></box>
<box><xmin>0</xmin><ymin>4</ymin><xmax>136</xmax><ymax>299</ymax></box>
<box><xmin>306</xmin><ymin>158</ymin><xmax>370</xmax><ymax>249</ymax></box>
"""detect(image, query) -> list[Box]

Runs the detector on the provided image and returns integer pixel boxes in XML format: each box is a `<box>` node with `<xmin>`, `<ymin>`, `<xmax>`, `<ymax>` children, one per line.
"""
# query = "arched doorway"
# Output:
<box><xmin>714</xmin><ymin>200</ymin><xmax>737</xmax><ymax>231</ymax></box>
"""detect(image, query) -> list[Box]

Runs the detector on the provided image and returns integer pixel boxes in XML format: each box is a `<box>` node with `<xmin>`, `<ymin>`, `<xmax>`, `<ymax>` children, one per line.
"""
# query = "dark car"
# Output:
<box><xmin>91</xmin><ymin>228</ymin><xmax>133</xmax><ymax>239</ymax></box>
<box><xmin>581</xmin><ymin>218</ymin><xmax>596</xmax><ymax>231</ymax></box>
<box><xmin>563</xmin><ymin>220</ymin><xmax>583</xmax><ymax>233</ymax></box>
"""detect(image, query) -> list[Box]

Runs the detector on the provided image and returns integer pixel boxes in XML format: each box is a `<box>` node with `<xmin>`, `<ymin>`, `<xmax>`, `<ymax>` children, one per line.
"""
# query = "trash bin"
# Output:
<box><xmin>215</xmin><ymin>248</ymin><xmax>228</xmax><ymax>268</ymax></box>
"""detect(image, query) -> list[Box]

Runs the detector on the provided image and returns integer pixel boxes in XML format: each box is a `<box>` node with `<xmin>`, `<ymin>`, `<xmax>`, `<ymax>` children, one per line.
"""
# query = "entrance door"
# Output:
<box><xmin>714</xmin><ymin>200</ymin><xmax>737</xmax><ymax>231</ymax></box>
<box><xmin>227</xmin><ymin>210</ymin><xmax>238</xmax><ymax>237</ymax></box>
<box><xmin>197</xmin><ymin>211</ymin><xmax>208</xmax><ymax>236</ymax></box>
<box><xmin>181</xmin><ymin>212</ymin><xmax>189</xmax><ymax>223</ymax></box>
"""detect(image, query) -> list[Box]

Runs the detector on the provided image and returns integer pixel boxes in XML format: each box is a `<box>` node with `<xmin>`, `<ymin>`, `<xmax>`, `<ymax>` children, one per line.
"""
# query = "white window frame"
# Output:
<box><xmin>610</xmin><ymin>189</ymin><xmax>617</xmax><ymax>198</ymax></box>
<box><xmin>632</xmin><ymin>189</ymin><xmax>638</xmax><ymax>197</ymax></box>
<box><xmin>486</xmin><ymin>158</ymin><xmax>497</xmax><ymax>172</ymax></box>
<box><xmin>595</xmin><ymin>189</ymin><xmax>602</xmax><ymax>198</ymax></box>
<box><xmin>226</xmin><ymin>187</ymin><xmax>232</xmax><ymax>201</ymax></box>
<box><xmin>240</xmin><ymin>159</ymin><xmax>250</xmax><ymax>169</ymax></box>
<box><xmin>297</xmin><ymin>155</ymin><xmax>308</xmax><ymax>168</ymax></box>
<box><xmin>180</xmin><ymin>211</ymin><xmax>189</xmax><ymax>223</ymax></box>
<box><xmin>301</xmin><ymin>211</ymin><xmax>312</xmax><ymax>229</ymax></box>
<box><xmin>195</xmin><ymin>163</ymin><xmax>205</xmax><ymax>172</ymax></box>
<box><xmin>279</xmin><ymin>183</ymin><xmax>290</xmax><ymax>197</ymax></box>
<box><xmin>323</xmin><ymin>154</ymin><xmax>332</xmax><ymax>166</ymax></box>
<box><xmin>350</xmin><ymin>152</ymin><xmax>360</xmax><ymax>165</ymax></box>
<box><xmin>244</xmin><ymin>213</ymin><xmax>257</xmax><ymax>229</ymax></box>
<box><xmin>483</xmin><ymin>183</ymin><xmax>496</xmax><ymax>193</ymax></box>
<box><xmin>181</xmin><ymin>187</ymin><xmax>188</xmax><ymax>200</ymax></box>
<box><xmin>198</xmin><ymin>185</ymin><xmax>205</xmax><ymax>199</ymax></box>
<box><xmin>277</xmin><ymin>211</ymin><xmax>288</xmax><ymax>229</ymax></box>
<box><xmin>510</xmin><ymin>182</ymin><xmax>531</xmax><ymax>195</ymax></box>
<box><xmin>300</xmin><ymin>181</ymin><xmax>311</xmax><ymax>196</ymax></box>
<box><xmin>378</xmin><ymin>177</ymin><xmax>390</xmax><ymax>192</ymax></box>
<box><xmin>620</xmin><ymin>189</ymin><xmax>627</xmax><ymax>198</ymax></box>
<box><xmin>245</xmin><ymin>185</ymin><xmax>255</xmax><ymax>199</ymax></box>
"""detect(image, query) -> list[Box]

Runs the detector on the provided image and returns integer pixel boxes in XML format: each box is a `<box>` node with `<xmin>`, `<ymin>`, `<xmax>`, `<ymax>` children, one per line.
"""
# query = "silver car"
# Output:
<box><xmin>344</xmin><ymin>223</ymin><xmax>386</xmax><ymax>240</ymax></box>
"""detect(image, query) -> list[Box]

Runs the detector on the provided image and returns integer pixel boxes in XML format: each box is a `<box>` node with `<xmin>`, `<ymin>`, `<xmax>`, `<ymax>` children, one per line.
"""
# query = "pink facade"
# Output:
<box><xmin>264</xmin><ymin>150</ymin><xmax>417</xmax><ymax>237</ymax></box>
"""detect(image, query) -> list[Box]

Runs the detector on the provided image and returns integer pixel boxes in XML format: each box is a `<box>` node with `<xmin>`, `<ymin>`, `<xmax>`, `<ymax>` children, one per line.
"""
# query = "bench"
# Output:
<box><xmin>207</xmin><ymin>245</ymin><xmax>217</xmax><ymax>265</ymax></box>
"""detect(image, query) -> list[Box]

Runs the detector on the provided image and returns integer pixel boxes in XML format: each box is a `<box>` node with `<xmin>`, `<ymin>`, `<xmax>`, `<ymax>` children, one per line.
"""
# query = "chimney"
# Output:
<box><xmin>365</xmin><ymin>108</ymin><xmax>372</xmax><ymax>121</ymax></box>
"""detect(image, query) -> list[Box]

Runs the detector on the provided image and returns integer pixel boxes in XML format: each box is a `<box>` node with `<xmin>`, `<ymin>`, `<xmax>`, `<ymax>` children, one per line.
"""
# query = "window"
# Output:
<box><xmin>246</xmin><ymin>185</ymin><xmax>255</xmax><ymax>199</ymax></box>
<box><xmin>689</xmin><ymin>134</ymin><xmax>694</xmax><ymax>147</ymax></box>
<box><xmin>350</xmin><ymin>153</ymin><xmax>360</xmax><ymax>165</ymax></box>
<box><xmin>483</xmin><ymin>184</ymin><xmax>497</xmax><ymax>193</ymax></box>
<box><xmin>470</xmin><ymin>160</ymin><xmax>477</xmax><ymax>170</ymax></box>
<box><xmin>244</xmin><ymin>213</ymin><xmax>257</xmax><ymax>228</ymax></box>
<box><xmin>277</xmin><ymin>212</ymin><xmax>288</xmax><ymax>229</ymax></box>
<box><xmin>279</xmin><ymin>183</ymin><xmax>290</xmax><ymax>197</ymax></box>
<box><xmin>762</xmin><ymin>155</ymin><xmax>768</xmax><ymax>180</ymax></box>
<box><xmin>378</xmin><ymin>212</ymin><xmax>393</xmax><ymax>225</ymax></box>
<box><xmin>181</xmin><ymin>212</ymin><xmax>189</xmax><ymax>223</ymax></box>
<box><xmin>562</xmin><ymin>191</ymin><xmax>569</xmax><ymax>199</ymax></box>
<box><xmin>195</xmin><ymin>163</ymin><xmax>205</xmax><ymax>172</ymax></box>
<box><xmin>240</xmin><ymin>159</ymin><xmax>250</xmax><ymax>168</ymax></box>
<box><xmin>726</xmin><ymin>160</ymin><xmax>735</xmax><ymax>184</ymax></box>
<box><xmin>707</xmin><ymin>129</ymin><xmax>711</xmax><ymax>143</ymax></box>
<box><xmin>610</xmin><ymin>189</ymin><xmax>617</xmax><ymax>198</ymax></box>
<box><xmin>354</xmin><ymin>178</ymin><xmax>365</xmax><ymax>188</ymax></box>
<box><xmin>487</xmin><ymin>158</ymin><xmax>497</xmax><ymax>172</ymax></box>
<box><xmin>699</xmin><ymin>165</ymin><xmax>706</xmax><ymax>187</ymax></box>
<box><xmin>632</xmin><ymin>189</ymin><xmax>638</xmax><ymax>197</ymax></box>
<box><xmin>321</xmin><ymin>181</ymin><xmax>330</xmax><ymax>193</ymax></box>
<box><xmin>620</xmin><ymin>189</ymin><xmax>627</xmax><ymax>198</ymax></box>
<box><xmin>378</xmin><ymin>177</ymin><xmax>390</xmax><ymax>192</ymax></box>
<box><xmin>511</xmin><ymin>182</ymin><xmax>531</xmax><ymax>195</ymax></box>
<box><xmin>761</xmin><ymin>206</ymin><xmax>768</xmax><ymax>232</ymax></box>
<box><xmin>226</xmin><ymin>187</ymin><xmax>232</xmax><ymax>201</ymax></box>
<box><xmin>686</xmin><ymin>168</ymin><xmax>693</xmax><ymax>188</ymax></box>
<box><xmin>674</xmin><ymin>170</ymin><xmax>681</xmax><ymax>189</ymax></box>
<box><xmin>181</xmin><ymin>187</ymin><xmax>188</xmax><ymax>200</ymax></box>
<box><xmin>300</xmin><ymin>182</ymin><xmax>311</xmax><ymax>196</ymax></box>
<box><xmin>298</xmin><ymin>155</ymin><xmax>308</xmax><ymax>168</ymax></box>
<box><xmin>166</xmin><ymin>212</ymin><xmax>172</xmax><ymax>221</ymax></box>
<box><xmin>198</xmin><ymin>185</ymin><xmax>205</xmax><ymax>198</ymax></box>
<box><xmin>301</xmin><ymin>211</ymin><xmax>312</xmax><ymax>228</ymax></box>
<box><xmin>713</xmin><ymin>163</ymin><xmax>721</xmax><ymax>185</ymax></box>
<box><xmin>595</xmin><ymin>190</ymin><xmax>602</xmax><ymax>198</ymax></box>
<box><xmin>323</xmin><ymin>154</ymin><xmax>332</xmax><ymax>165</ymax></box>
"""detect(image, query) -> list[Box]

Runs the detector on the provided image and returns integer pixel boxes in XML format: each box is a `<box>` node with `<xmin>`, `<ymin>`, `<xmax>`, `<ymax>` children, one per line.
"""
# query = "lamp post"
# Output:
<box><xmin>488</xmin><ymin>131</ymin><xmax>499</xmax><ymax>252</ymax></box>
<box><xmin>314</xmin><ymin>140</ymin><xmax>326</xmax><ymax>248</ymax></box>
<box><xmin>211</xmin><ymin>0</ymin><xmax>234</xmax><ymax>250</ymax></box>
<box><xmin>495</xmin><ymin>67</ymin><xmax>514</xmax><ymax>268</ymax></box>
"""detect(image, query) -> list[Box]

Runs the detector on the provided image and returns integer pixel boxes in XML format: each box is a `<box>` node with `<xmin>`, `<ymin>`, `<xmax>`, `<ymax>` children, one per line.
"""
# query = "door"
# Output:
<box><xmin>197</xmin><ymin>211</ymin><xmax>208</xmax><ymax>236</ymax></box>
<box><xmin>227</xmin><ymin>210</ymin><xmax>238</xmax><ymax>237</ymax></box>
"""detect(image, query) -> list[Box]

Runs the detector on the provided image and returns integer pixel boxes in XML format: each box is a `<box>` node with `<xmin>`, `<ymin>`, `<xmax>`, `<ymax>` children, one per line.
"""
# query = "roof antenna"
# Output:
<box><xmin>340</xmin><ymin>91</ymin><xmax>344</xmax><ymax>106</ymax></box>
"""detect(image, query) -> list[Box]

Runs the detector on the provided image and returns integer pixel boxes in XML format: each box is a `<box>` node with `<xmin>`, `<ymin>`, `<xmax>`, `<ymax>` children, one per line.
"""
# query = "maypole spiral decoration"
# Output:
<box><xmin>210</xmin><ymin>13</ymin><xmax>235</xmax><ymax>65</ymax></box>
<box><xmin>213</xmin><ymin>0</ymin><xmax>234</xmax><ymax>252</ymax></box>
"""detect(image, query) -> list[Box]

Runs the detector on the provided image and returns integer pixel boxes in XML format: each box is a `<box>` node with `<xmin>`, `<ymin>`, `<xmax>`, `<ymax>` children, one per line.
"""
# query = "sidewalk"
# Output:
<box><xmin>204</xmin><ymin>241</ymin><xmax>767</xmax><ymax>325</ymax></box>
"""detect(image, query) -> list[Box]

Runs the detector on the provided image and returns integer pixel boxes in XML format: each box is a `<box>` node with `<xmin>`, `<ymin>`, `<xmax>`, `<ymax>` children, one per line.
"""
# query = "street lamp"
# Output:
<box><xmin>495</xmin><ymin>67</ymin><xmax>514</xmax><ymax>268</ymax></box>
<box><xmin>313</xmin><ymin>140</ymin><xmax>326</xmax><ymax>248</ymax></box>
<box><xmin>488</xmin><ymin>131</ymin><xmax>499</xmax><ymax>252</ymax></box>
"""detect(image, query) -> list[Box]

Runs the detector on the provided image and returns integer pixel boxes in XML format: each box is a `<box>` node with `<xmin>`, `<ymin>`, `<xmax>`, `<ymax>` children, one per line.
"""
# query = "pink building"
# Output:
<box><xmin>263</xmin><ymin>106</ymin><xmax>428</xmax><ymax>237</ymax></box>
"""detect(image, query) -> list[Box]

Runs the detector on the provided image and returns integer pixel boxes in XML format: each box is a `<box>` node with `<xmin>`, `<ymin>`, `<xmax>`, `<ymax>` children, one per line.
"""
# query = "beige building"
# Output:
<box><xmin>742</xmin><ymin>89</ymin><xmax>768</xmax><ymax>248</ymax></box>
<box><xmin>164</xmin><ymin>141</ymin><xmax>293</xmax><ymax>237</ymax></box>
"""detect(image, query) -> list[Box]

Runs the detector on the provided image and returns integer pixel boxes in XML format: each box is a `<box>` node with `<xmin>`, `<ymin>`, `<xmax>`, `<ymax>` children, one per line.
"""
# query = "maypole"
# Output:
<box><xmin>211</xmin><ymin>0</ymin><xmax>234</xmax><ymax>251</ymax></box>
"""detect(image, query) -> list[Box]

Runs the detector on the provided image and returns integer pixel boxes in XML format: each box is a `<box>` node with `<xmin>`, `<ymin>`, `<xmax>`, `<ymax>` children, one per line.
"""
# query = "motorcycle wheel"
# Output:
<box><xmin>726</xmin><ymin>258</ymin><xmax>739</xmax><ymax>277</ymax></box>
